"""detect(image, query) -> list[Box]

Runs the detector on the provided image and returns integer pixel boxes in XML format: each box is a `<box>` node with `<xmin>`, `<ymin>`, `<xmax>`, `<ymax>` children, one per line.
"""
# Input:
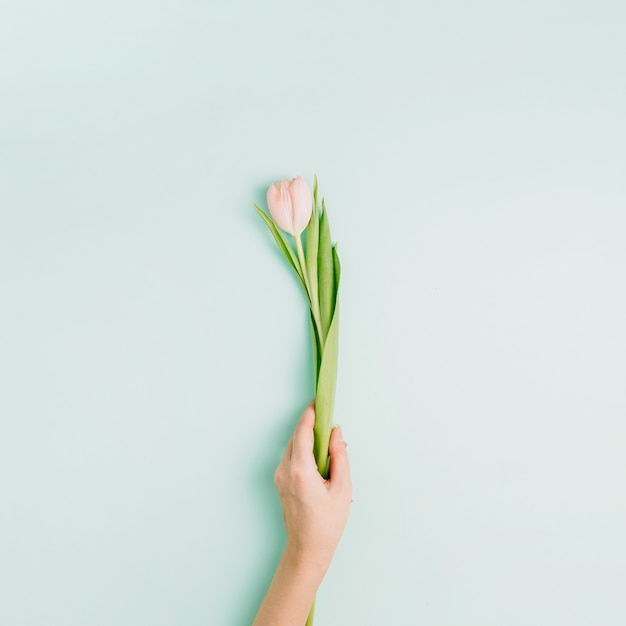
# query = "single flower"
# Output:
<box><xmin>254</xmin><ymin>174</ymin><xmax>340</xmax><ymax>626</ymax></box>
<box><xmin>266</xmin><ymin>176</ymin><xmax>312</xmax><ymax>236</ymax></box>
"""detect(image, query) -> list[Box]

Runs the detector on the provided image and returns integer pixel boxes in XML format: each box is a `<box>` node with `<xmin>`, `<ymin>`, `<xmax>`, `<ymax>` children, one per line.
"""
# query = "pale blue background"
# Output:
<box><xmin>1</xmin><ymin>1</ymin><xmax>625</xmax><ymax>625</ymax></box>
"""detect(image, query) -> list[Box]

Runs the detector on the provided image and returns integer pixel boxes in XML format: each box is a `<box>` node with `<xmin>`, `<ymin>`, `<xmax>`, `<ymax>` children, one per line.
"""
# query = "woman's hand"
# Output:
<box><xmin>274</xmin><ymin>401</ymin><xmax>352</xmax><ymax>576</ymax></box>
<box><xmin>253</xmin><ymin>402</ymin><xmax>352</xmax><ymax>626</ymax></box>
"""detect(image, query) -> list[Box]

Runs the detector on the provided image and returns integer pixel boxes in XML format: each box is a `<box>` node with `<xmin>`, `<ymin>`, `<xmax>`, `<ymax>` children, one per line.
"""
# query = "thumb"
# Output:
<box><xmin>328</xmin><ymin>426</ymin><xmax>351</xmax><ymax>492</ymax></box>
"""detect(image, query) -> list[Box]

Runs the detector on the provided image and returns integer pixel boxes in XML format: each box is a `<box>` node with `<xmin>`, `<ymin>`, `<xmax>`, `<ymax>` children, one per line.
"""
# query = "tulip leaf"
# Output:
<box><xmin>318</xmin><ymin>199</ymin><xmax>335</xmax><ymax>342</ymax></box>
<box><xmin>254</xmin><ymin>204</ymin><xmax>305</xmax><ymax>287</ymax></box>
<box><xmin>313</xmin><ymin>299</ymin><xmax>339</xmax><ymax>479</ymax></box>
<box><xmin>305</xmin><ymin>199</ymin><xmax>319</xmax><ymax>316</ymax></box>
<box><xmin>313</xmin><ymin>174</ymin><xmax>319</xmax><ymax>209</ymax></box>
<box><xmin>331</xmin><ymin>243</ymin><xmax>341</xmax><ymax>321</ymax></box>
<box><xmin>310</xmin><ymin>311</ymin><xmax>321</xmax><ymax>387</ymax></box>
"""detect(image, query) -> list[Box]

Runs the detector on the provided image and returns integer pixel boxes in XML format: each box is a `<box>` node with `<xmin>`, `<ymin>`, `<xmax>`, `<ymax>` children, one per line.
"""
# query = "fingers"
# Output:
<box><xmin>328</xmin><ymin>425</ymin><xmax>351</xmax><ymax>493</ymax></box>
<box><xmin>291</xmin><ymin>401</ymin><xmax>316</xmax><ymax>464</ymax></box>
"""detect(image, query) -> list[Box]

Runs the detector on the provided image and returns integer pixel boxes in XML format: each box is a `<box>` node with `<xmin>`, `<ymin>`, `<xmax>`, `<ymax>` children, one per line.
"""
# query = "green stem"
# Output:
<box><xmin>295</xmin><ymin>234</ymin><xmax>323</xmax><ymax>352</ymax></box>
<box><xmin>305</xmin><ymin>597</ymin><xmax>315</xmax><ymax>626</ymax></box>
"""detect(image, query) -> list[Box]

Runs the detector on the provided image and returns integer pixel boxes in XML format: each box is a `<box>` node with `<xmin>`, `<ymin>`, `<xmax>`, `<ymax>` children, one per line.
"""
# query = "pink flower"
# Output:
<box><xmin>266</xmin><ymin>177</ymin><xmax>312</xmax><ymax>236</ymax></box>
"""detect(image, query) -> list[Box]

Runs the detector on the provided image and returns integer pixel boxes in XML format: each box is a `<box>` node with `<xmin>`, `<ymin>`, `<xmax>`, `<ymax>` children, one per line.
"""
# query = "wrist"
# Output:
<box><xmin>283</xmin><ymin>541</ymin><xmax>332</xmax><ymax>582</ymax></box>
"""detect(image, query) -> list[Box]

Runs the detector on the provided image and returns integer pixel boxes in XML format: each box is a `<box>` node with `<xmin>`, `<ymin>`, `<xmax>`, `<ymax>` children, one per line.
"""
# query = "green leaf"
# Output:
<box><xmin>313</xmin><ymin>300</ymin><xmax>339</xmax><ymax>479</ymax></box>
<box><xmin>331</xmin><ymin>244</ymin><xmax>341</xmax><ymax>322</ymax></box>
<box><xmin>254</xmin><ymin>204</ymin><xmax>305</xmax><ymax>287</ymax></box>
<box><xmin>318</xmin><ymin>198</ymin><xmax>335</xmax><ymax>342</ymax></box>
<box><xmin>305</xmin><ymin>198</ymin><xmax>319</xmax><ymax>312</ymax></box>
<box><xmin>310</xmin><ymin>311</ymin><xmax>321</xmax><ymax>387</ymax></box>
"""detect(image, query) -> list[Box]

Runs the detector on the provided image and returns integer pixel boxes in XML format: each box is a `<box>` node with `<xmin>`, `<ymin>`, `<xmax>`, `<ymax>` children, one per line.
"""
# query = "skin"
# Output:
<box><xmin>252</xmin><ymin>402</ymin><xmax>352</xmax><ymax>626</ymax></box>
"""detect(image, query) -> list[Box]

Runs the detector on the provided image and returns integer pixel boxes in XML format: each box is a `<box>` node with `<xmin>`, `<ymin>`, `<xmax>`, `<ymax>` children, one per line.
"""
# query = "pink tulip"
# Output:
<box><xmin>266</xmin><ymin>177</ymin><xmax>312</xmax><ymax>236</ymax></box>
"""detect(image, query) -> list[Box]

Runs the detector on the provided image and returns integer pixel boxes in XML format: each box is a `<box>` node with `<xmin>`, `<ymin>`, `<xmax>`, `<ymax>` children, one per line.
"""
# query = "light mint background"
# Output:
<box><xmin>1</xmin><ymin>2</ymin><xmax>625</xmax><ymax>625</ymax></box>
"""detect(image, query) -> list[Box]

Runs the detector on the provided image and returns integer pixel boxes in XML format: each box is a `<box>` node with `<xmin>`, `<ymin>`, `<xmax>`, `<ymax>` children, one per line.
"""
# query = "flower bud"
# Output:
<box><xmin>266</xmin><ymin>176</ymin><xmax>312</xmax><ymax>236</ymax></box>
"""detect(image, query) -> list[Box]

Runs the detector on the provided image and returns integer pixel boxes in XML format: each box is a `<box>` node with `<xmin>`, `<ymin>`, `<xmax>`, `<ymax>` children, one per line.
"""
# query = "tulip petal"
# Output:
<box><xmin>288</xmin><ymin>176</ymin><xmax>313</xmax><ymax>235</ymax></box>
<box><xmin>267</xmin><ymin>181</ymin><xmax>295</xmax><ymax>235</ymax></box>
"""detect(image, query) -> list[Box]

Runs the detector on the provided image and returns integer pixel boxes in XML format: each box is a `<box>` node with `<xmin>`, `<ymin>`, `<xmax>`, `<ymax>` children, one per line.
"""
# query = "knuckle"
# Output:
<box><xmin>274</xmin><ymin>467</ymin><xmax>284</xmax><ymax>489</ymax></box>
<box><xmin>289</xmin><ymin>463</ymin><xmax>307</xmax><ymax>486</ymax></box>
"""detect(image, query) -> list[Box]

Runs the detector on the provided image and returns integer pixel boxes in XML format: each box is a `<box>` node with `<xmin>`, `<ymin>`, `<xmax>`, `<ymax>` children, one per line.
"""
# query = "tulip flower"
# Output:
<box><xmin>254</xmin><ymin>175</ymin><xmax>341</xmax><ymax>626</ymax></box>
<box><xmin>266</xmin><ymin>176</ymin><xmax>312</xmax><ymax>237</ymax></box>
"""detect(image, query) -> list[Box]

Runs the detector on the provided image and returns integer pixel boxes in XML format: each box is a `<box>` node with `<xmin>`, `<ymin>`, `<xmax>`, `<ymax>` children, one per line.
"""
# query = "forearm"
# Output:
<box><xmin>252</xmin><ymin>546</ymin><xmax>328</xmax><ymax>626</ymax></box>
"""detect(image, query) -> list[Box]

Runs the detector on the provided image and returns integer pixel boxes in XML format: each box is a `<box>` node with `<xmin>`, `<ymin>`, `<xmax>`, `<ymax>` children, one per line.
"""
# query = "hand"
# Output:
<box><xmin>253</xmin><ymin>402</ymin><xmax>352</xmax><ymax>626</ymax></box>
<box><xmin>274</xmin><ymin>401</ymin><xmax>352</xmax><ymax>575</ymax></box>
